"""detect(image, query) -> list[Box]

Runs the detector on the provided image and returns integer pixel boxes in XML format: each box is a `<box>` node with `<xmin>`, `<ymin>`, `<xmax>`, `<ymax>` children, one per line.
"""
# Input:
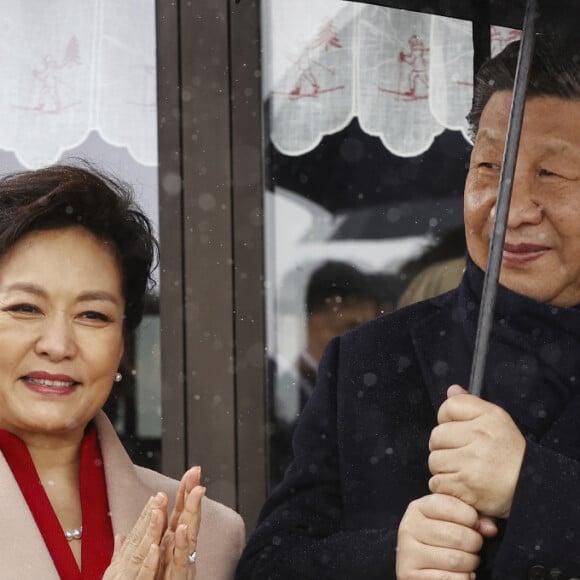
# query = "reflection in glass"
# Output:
<box><xmin>262</xmin><ymin>0</ymin><xmax>474</xmax><ymax>491</ymax></box>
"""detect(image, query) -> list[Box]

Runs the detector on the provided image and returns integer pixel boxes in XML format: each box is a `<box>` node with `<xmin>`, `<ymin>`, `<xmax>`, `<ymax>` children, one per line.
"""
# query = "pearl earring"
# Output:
<box><xmin>114</xmin><ymin>372</ymin><xmax>123</xmax><ymax>383</ymax></box>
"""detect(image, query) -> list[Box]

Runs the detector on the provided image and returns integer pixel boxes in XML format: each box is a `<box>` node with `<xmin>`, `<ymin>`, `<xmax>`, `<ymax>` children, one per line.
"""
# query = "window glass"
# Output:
<box><xmin>262</xmin><ymin>0</ymin><xmax>479</xmax><ymax>490</ymax></box>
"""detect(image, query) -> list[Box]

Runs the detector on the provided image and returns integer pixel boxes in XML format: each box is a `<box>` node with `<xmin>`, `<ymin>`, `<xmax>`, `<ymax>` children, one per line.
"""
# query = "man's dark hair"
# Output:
<box><xmin>468</xmin><ymin>34</ymin><xmax>580</xmax><ymax>137</ymax></box>
<box><xmin>306</xmin><ymin>260</ymin><xmax>375</xmax><ymax>315</ymax></box>
<box><xmin>0</xmin><ymin>163</ymin><xmax>158</xmax><ymax>332</ymax></box>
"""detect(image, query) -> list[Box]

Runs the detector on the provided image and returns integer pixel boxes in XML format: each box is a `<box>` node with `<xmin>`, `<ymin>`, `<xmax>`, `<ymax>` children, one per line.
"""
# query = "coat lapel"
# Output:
<box><xmin>0</xmin><ymin>452</ymin><xmax>59</xmax><ymax>579</ymax></box>
<box><xmin>0</xmin><ymin>414</ymin><xmax>148</xmax><ymax>578</ymax></box>
<box><xmin>94</xmin><ymin>411</ymin><xmax>172</xmax><ymax>536</ymax></box>
<box><xmin>409</xmin><ymin>296</ymin><xmax>473</xmax><ymax>413</ymax></box>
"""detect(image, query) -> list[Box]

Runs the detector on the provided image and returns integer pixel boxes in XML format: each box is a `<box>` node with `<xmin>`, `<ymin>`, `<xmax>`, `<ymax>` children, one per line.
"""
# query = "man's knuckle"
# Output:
<box><xmin>443</xmin><ymin>549</ymin><xmax>464</xmax><ymax>569</ymax></box>
<box><xmin>408</xmin><ymin>497</ymin><xmax>424</xmax><ymax>511</ymax></box>
<box><xmin>443</xmin><ymin>525</ymin><xmax>463</xmax><ymax>548</ymax></box>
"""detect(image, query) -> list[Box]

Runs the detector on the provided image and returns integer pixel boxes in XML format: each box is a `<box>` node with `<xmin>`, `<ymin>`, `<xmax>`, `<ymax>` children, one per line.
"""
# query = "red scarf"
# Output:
<box><xmin>0</xmin><ymin>427</ymin><xmax>114</xmax><ymax>579</ymax></box>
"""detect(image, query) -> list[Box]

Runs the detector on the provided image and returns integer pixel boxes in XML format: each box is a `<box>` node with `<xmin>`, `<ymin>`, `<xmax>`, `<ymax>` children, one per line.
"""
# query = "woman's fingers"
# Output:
<box><xmin>118</xmin><ymin>494</ymin><xmax>165</xmax><ymax>560</ymax></box>
<box><xmin>168</xmin><ymin>481</ymin><xmax>187</xmax><ymax>532</ymax></box>
<box><xmin>104</xmin><ymin>478</ymin><xmax>207</xmax><ymax>580</ymax></box>
<box><xmin>172</xmin><ymin>523</ymin><xmax>193</xmax><ymax>572</ymax></box>
<box><xmin>175</xmin><ymin>486</ymin><xmax>205</xmax><ymax>565</ymax></box>
<box><xmin>106</xmin><ymin>473</ymin><xmax>204</xmax><ymax>579</ymax></box>
<box><xmin>116</xmin><ymin>496</ymin><xmax>153</xmax><ymax>559</ymax></box>
<box><xmin>135</xmin><ymin>544</ymin><xmax>161</xmax><ymax>580</ymax></box>
<box><xmin>168</xmin><ymin>466</ymin><xmax>201</xmax><ymax>532</ymax></box>
<box><xmin>126</xmin><ymin>507</ymin><xmax>164</xmax><ymax>572</ymax></box>
<box><xmin>104</xmin><ymin>493</ymin><xmax>167</xmax><ymax>579</ymax></box>
<box><xmin>133</xmin><ymin>495</ymin><xmax>166</xmax><ymax>552</ymax></box>
<box><xmin>159</xmin><ymin>484</ymin><xmax>205</xmax><ymax>579</ymax></box>
<box><xmin>178</xmin><ymin>484</ymin><xmax>204</xmax><ymax>530</ymax></box>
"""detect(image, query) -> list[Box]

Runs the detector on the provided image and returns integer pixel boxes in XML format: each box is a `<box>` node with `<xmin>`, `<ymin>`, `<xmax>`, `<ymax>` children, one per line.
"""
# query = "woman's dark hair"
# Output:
<box><xmin>468</xmin><ymin>34</ymin><xmax>580</xmax><ymax>137</ymax></box>
<box><xmin>0</xmin><ymin>163</ymin><xmax>158</xmax><ymax>332</ymax></box>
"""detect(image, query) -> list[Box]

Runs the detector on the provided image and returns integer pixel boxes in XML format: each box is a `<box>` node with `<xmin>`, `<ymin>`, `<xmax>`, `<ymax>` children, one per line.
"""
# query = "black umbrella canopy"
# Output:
<box><xmin>344</xmin><ymin>0</ymin><xmax>580</xmax><ymax>35</ymax></box>
<box><xmin>330</xmin><ymin>197</ymin><xmax>464</xmax><ymax>240</ymax></box>
<box><xmin>270</xmin><ymin>119</ymin><xmax>472</xmax><ymax>217</ymax></box>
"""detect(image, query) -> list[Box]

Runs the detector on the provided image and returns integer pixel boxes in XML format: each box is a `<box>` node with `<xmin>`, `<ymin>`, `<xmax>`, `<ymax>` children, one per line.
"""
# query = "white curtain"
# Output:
<box><xmin>265</xmin><ymin>0</ymin><xmax>520</xmax><ymax>157</ymax></box>
<box><xmin>0</xmin><ymin>1</ymin><xmax>519</xmax><ymax>167</ymax></box>
<box><xmin>0</xmin><ymin>0</ymin><xmax>157</xmax><ymax>169</ymax></box>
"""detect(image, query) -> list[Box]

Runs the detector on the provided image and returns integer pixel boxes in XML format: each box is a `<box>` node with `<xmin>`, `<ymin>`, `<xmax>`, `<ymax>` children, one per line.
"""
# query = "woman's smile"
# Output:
<box><xmin>21</xmin><ymin>371</ymin><xmax>80</xmax><ymax>396</ymax></box>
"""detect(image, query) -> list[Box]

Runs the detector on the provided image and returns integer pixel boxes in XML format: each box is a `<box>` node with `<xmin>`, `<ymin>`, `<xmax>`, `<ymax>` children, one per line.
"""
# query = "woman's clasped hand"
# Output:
<box><xmin>104</xmin><ymin>466</ymin><xmax>205</xmax><ymax>580</ymax></box>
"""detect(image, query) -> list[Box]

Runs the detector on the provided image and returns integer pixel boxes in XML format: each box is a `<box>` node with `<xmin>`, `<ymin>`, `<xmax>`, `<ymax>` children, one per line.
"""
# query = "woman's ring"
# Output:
<box><xmin>188</xmin><ymin>551</ymin><xmax>197</xmax><ymax>565</ymax></box>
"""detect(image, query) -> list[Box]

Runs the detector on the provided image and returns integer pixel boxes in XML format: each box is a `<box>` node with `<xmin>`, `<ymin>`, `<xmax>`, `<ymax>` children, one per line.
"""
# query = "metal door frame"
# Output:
<box><xmin>156</xmin><ymin>0</ymin><xmax>266</xmax><ymax>531</ymax></box>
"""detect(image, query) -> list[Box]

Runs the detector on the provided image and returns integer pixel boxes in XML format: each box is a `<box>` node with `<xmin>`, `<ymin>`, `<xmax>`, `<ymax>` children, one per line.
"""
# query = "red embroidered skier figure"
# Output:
<box><xmin>398</xmin><ymin>34</ymin><xmax>429</xmax><ymax>98</ymax></box>
<box><xmin>286</xmin><ymin>20</ymin><xmax>345</xmax><ymax>99</ymax></box>
<box><xmin>30</xmin><ymin>36</ymin><xmax>81</xmax><ymax>113</ymax></box>
<box><xmin>379</xmin><ymin>34</ymin><xmax>430</xmax><ymax>100</ymax></box>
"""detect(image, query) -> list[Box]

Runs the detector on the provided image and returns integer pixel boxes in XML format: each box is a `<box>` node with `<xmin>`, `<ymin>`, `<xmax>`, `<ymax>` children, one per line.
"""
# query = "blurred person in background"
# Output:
<box><xmin>397</xmin><ymin>227</ymin><xmax>467</xmax><ymax>308</ymax></box>
<box><xmin>268</xmin><ymin>261</ymin><xmax>378</xmax><ymax>489</ymax></box>
<box><xmin>299</xmin><ymin>260</ymin><xmax>378</xmax><ymax>405</ymax></box>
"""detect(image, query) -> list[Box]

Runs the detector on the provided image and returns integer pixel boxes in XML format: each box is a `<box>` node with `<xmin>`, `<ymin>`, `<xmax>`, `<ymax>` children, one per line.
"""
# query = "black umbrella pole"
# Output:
<box><xmin>468</xmin><ymin>0</ymin><xmax>538</xmax><ymax>397</ymax></box>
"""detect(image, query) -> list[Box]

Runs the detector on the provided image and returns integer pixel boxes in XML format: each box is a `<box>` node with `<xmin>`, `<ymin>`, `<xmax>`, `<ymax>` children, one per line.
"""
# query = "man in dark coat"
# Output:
<box><xmin>236</xmin><ymin>36</ymin><xmax>580</xmax><ymax>579</ymax></box>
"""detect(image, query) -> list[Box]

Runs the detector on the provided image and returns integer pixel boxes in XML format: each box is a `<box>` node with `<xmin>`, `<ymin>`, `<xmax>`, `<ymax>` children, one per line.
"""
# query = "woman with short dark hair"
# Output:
<box><xmin>0</xmin><ymin>164</ymin><xmax>244</xmax><ymax>579</ymax></box>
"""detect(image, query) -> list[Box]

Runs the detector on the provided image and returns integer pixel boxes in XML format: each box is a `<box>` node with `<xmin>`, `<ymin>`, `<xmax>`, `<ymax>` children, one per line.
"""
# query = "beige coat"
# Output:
<box><xmin>0</xmin><ymin>411</ymin><xmax>245</xmax><ymax>579</ymax></box>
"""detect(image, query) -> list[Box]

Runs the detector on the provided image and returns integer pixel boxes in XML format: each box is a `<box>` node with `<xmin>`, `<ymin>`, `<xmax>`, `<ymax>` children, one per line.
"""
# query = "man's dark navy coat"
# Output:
<box><xmin>236</xmin><ymin>260</ymin><xmax>580</xmax><ymax>579</ymax></box>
